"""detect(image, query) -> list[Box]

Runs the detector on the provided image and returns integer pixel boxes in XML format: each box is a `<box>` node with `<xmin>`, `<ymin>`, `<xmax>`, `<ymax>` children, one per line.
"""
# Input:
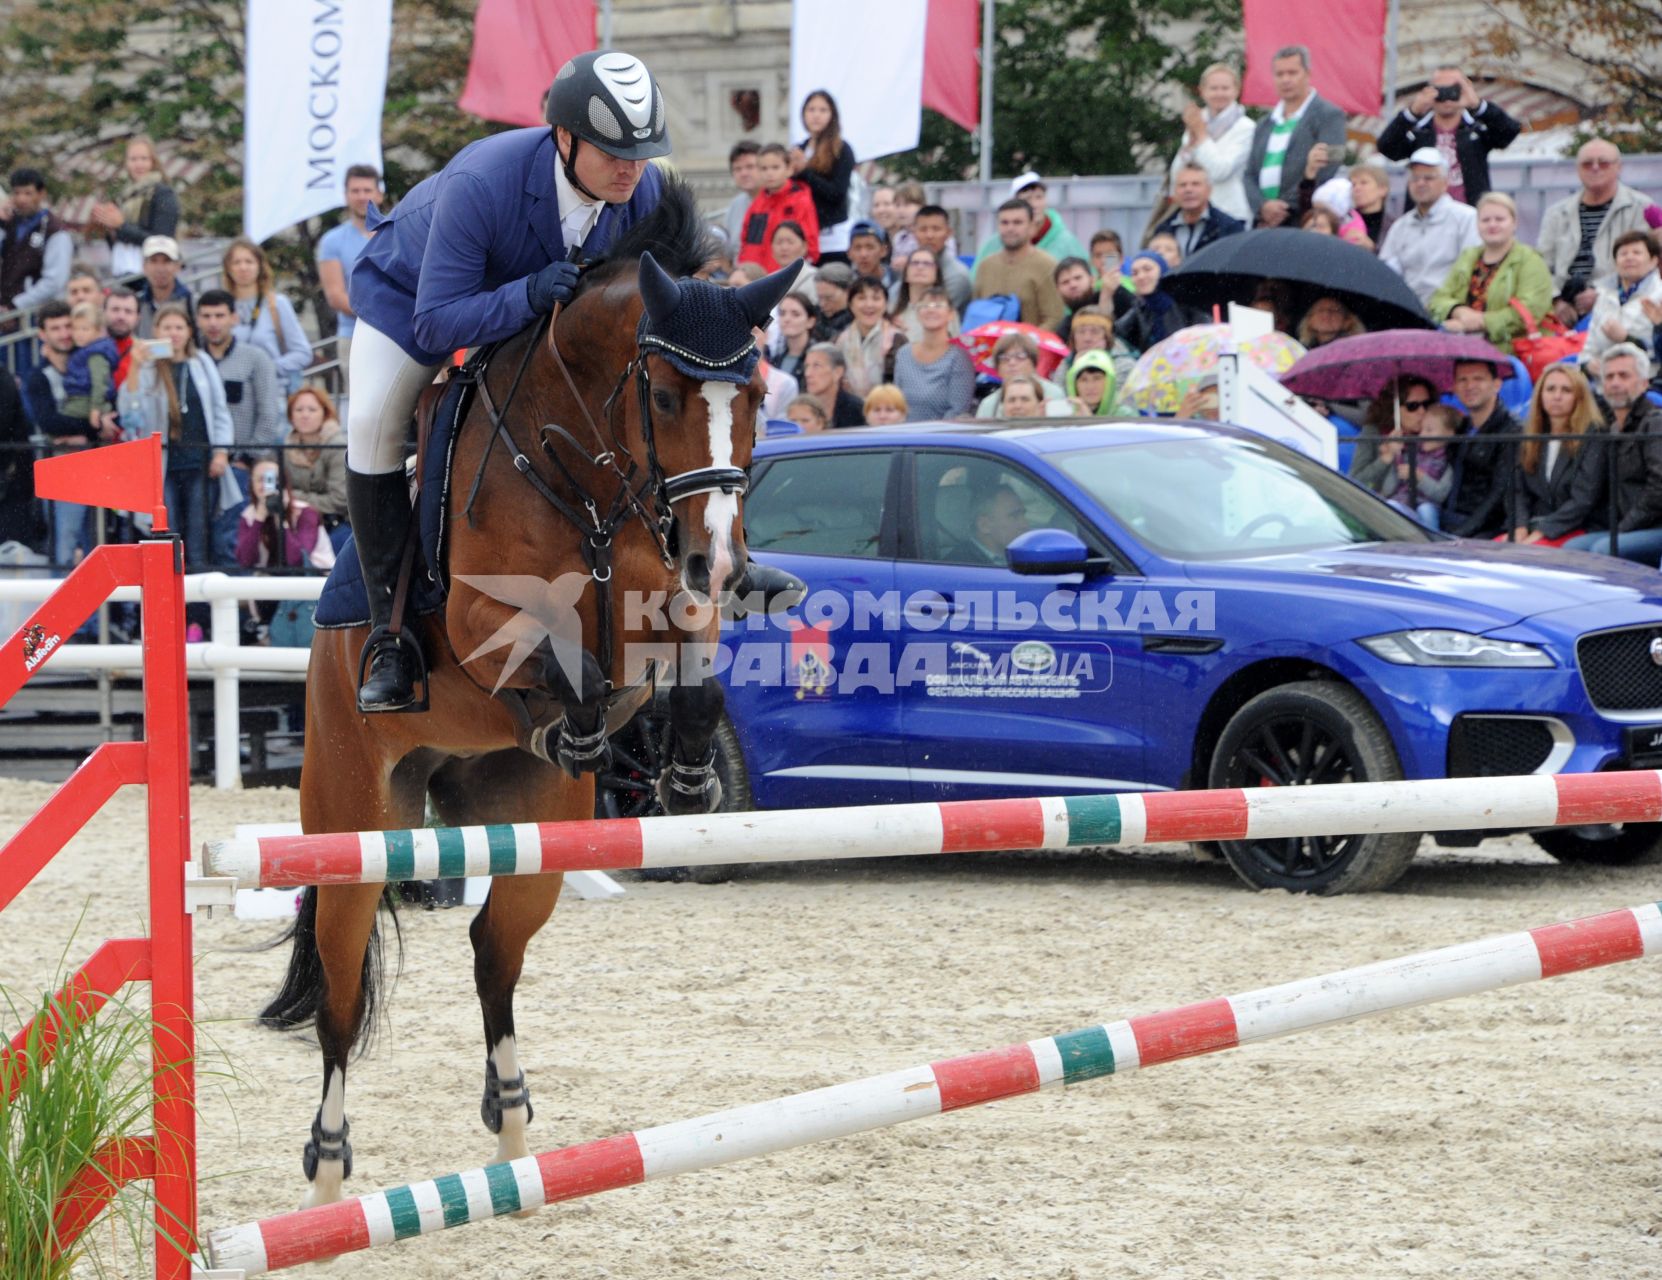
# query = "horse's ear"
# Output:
<box><xmin>639</xmin><ymin>251</ymin><xmax>681</xmax><ymax>325</ymax></box>
<box><xmin>736</xmin><ymin>259</ymin><xmax>805</xmax><ymax>327</ymax></box>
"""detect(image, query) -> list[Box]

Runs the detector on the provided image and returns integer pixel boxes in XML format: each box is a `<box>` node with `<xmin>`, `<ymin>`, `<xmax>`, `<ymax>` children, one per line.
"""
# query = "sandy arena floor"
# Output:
<box><xmin>4</xmin><ymin>779</ymin><xmax>1660</xmax><ymax>1279</ymax></box>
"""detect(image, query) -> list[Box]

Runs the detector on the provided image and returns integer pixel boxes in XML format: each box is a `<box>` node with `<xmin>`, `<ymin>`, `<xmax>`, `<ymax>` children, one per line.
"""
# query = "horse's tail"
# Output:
<box><xmin>257</xmin><ymin>887</ymin><xmax>402</xmax><ymax>1055</ymax></box>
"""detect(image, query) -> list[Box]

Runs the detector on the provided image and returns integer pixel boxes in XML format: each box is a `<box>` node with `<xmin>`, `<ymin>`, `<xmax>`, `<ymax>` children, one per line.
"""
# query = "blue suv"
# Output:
<box><xmin>599</xmin><ymin>421</ymin><xmax>1662</xmax><ymax>894</ymax></box>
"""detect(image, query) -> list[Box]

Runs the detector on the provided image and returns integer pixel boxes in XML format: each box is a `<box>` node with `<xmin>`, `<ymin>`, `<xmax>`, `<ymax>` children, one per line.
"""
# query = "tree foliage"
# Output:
<box><xmin>1475</xmin><ymin>0</ymin><xmax>1662</xmax><ymax>152</ymax></box>
<box><xmin>0</xmin><ymin>0</ymin><xmax>507</xmax><ymax>325</ymax></box>
<box><xmin>891</xmin><ymin>0</ymin><xmax>1239</xmax><ymax>182</ymax></box>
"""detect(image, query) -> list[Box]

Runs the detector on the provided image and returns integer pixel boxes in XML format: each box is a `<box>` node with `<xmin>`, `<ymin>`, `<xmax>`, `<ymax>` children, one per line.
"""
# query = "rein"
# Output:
<box><xmin>457</xmin><ymin>295</ymin><xmax>747</xmax><ymax>694</ymax></box>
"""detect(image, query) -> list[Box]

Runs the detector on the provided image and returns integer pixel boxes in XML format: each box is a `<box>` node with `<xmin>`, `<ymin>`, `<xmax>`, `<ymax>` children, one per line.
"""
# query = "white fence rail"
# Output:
<box><xmin>0</xmin><ymin>572</ymin><xmax>324</xmax><ymax>789</ymax></box>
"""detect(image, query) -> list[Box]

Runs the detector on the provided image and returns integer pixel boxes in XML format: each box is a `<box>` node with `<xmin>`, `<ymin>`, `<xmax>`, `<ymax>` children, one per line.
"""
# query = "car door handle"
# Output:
<box><xmin>1142</xmin><ymin>635</ymin><xmax>1223</xmax><ymax>654</ymax></box>
<box><xmin>903</xmin><ymin>591</ymin><xmax>954</xmax><ymax>623</ymax></box>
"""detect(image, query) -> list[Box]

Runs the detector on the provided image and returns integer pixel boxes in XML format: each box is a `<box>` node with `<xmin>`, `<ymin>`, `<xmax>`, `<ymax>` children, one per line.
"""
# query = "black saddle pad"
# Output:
<box><xmin>313</xmin><ymin>370</ymin><xmax>474</xmax><ymax>629</ymax></box>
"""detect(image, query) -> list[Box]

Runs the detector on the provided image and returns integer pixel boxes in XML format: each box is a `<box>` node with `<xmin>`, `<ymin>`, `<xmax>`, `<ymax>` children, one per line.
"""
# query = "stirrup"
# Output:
<box><xmin>355</xmin><ymin>625</ymin><xmax>430</xmax><ymax>714</ymax></box>
<box><xmin>481</xmin><ymin>1059</ymin><xmax>534</xmax><ymax>1135</ymax></box>
<box><xmin>302</xmin><ymin>1111</ymin><xmax>353</xmax><ymax>1181</ymax></box>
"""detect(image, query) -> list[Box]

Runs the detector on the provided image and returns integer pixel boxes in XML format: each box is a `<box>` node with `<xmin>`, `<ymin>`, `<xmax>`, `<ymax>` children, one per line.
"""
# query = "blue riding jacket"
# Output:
<box><xmin>349</xmin><ymin>127</ymin><xmax>664</xmax><ymax>366</ymax></box>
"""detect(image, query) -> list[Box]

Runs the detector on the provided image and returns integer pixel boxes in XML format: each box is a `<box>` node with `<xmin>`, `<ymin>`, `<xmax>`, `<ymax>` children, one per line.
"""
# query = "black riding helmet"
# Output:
<box><xmin>546</xmin><ymin>51</ymin><xmax>671</xmax><ymax>201</ymax></box>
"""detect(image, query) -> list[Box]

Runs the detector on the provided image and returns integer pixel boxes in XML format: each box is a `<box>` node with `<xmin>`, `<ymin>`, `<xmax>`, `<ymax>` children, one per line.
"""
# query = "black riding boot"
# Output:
<box><xmin>347</xmin><ymin>468</ymin><xmax>420</xmax><ymax>712</ymax></box>
<box><xmin>725</xmin><ymin>558</ymin><xmax>808</xmax><ymax>620</ymax></box>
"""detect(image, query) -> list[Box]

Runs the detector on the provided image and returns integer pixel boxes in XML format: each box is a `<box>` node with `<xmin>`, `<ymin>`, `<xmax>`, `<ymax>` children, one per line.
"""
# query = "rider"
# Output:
<box><xmin>345</xmin><ymin>50</ymin><xmax>799</xmax><ymax>713</ymax></box>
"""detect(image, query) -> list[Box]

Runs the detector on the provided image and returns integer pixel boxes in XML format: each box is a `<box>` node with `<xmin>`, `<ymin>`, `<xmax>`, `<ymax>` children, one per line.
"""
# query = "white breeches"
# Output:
<box><xmin>345</xmin><ymin>321</ymin><xmax>445</xmax><ymax>474</ymax></box>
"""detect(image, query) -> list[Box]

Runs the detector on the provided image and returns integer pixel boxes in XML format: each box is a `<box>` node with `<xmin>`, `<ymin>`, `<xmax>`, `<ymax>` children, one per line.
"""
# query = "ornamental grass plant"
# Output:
<box><xmin>1</xmin><ymin>966</ymin><xmax>157</xmax><ymax>1279</ymax></box>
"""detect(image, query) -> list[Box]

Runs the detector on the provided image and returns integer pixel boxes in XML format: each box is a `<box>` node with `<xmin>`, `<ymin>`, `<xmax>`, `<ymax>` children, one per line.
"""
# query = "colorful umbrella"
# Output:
<box><xmin>957</xmin><ymin>320</ymin><xmax>1071</xmax><ymax>379</ymax></box>
<box><xmin>1280</xmin><ymin>329</ymin><xmax>1514</xmax><ymax>400</ymax></box>
<box><xmin>1121</xmin><ymin>324</ymin><xmax>1306</xmax><ymax>415</ymax></box>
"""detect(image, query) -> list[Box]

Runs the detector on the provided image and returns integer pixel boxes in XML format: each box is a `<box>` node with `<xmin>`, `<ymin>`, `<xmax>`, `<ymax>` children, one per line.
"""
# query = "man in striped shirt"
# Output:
<box><xmin>1537</xmin><ymin>140</ymin><xmax>1655</xmax><ymax>314</ymax></box>
<box><xmin>1244</xmin><ymin>45</ymin><xmax>1347</xmax><ymax>228</ymax></box>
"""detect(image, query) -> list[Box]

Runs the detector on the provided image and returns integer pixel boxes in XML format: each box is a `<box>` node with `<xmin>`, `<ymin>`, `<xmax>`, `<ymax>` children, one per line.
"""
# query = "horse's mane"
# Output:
<box><xmin>577</xmin><ymin>173</ymin><xmax>717</xmax><ymax>295</ymax></box>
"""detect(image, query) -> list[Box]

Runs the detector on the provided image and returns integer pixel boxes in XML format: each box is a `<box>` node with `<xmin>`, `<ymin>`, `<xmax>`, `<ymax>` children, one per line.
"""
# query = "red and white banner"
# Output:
<box><xmin>1241</xmin><ymin>0</ymin><xmax>1387</xmax><ymax>116</ymax></box>
<box><xmin>922</xmin><ymin>0</ymin><xmax>980</xmax><ymax>132</ymax></box>
<box><xmin>459</xmin><ymin>0</ymin><xmax>596</xmax><ymax>127</ymax></box>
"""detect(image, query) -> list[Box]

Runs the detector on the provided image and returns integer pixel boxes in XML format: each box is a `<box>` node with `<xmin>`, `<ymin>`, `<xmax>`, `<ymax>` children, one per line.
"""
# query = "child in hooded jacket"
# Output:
<box><xmin>739</xmin><ymin>143</ymin><xmax>820</xmax><ymax>271</ymax></box>
<box><xmin>1065</xmin><ymin>348</ymin><xmax>1118</xmax><ymax>415</ymax></box>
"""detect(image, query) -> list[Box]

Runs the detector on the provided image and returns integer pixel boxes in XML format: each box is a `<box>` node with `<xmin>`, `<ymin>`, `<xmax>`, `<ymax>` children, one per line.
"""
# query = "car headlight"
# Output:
<box><xmin>1357</xmin><ymin>629</ymin><xmax>1554</xmax><ymax>667</ymax></box>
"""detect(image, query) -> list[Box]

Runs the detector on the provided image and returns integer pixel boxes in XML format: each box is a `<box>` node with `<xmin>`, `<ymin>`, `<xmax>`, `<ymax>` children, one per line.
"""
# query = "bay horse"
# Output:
<box><xmin>260</xmin><ymin>181</ymin><xmax>802</xmax><ymax>1209</ymax></box>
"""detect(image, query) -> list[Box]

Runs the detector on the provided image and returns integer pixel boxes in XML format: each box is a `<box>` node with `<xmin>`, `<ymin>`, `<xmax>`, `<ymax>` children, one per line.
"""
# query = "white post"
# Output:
<box><xmin>206</xmin><ymin>577</ymin><xmax>242</xmax><ymax>790</ymax></box>
<box><xmin>599</xmin><ymin>0</ymin><xmax>613</xmax><ymax>50</ymax></box>
<box><xmin>977</xmin><ymin>0</ymin><xmax>994</xmax><ymax>184</ymax></box>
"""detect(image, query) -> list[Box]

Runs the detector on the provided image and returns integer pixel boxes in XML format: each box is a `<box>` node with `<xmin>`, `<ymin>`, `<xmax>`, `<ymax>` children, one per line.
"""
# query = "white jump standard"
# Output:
<box><xmin>204</xmin><ymin>900</ymin><xmax>1662</xmax><ymax>1275</ymax></box>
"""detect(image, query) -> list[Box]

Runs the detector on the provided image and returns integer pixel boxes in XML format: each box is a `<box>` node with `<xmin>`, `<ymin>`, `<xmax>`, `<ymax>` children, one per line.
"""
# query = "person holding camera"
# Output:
<box><xmin>235</xmin><ymin>457</ymin><xmax>333</xmax><ymax>572</ymax></box>
<box><xmin>1377</xmin><ymin>66</ymin><xmax>1521</xmax><ymax>206</ymax></box>
<box><xmin>116</xmin><ymin>302</ymin><xmax>235</xmax><ymax>577</ymax></box>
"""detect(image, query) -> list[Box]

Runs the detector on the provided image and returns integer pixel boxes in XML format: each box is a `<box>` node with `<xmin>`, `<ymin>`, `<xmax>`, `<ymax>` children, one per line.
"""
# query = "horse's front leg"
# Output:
<box><xmin>543</xmin><ymin>644</ymin><xmax>612</xmax><ymax>778</ymax></box>
<box><xmin>656</xmin><ymin>674</ymin><xmax>725</xmax><ymax>815</ymax></box>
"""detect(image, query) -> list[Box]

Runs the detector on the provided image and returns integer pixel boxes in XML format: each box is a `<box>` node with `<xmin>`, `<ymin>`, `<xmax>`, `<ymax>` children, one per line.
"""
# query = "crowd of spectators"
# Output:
<box><xmin>0</xmin><ymin>144</ymin><xmax>374</xmax><ymax>644</ymax></box>
<box><xmin>705</xmin><ymin>57</ymin><xmax>1662</xmax><ymax>570</ymax></box>
<box><xmin>7</xmin><ymin>51</ymin><xmax>1662</xmax><ymax>619</ymax></box>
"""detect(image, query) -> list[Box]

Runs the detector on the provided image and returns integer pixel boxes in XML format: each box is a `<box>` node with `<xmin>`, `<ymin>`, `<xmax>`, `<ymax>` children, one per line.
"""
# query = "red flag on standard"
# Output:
<box><xmin>922</xmin><ymin>0</ymin><xmax>980</xmax><ymax>131</ymax></box>
<box><xmin>34</xmin><ymin>436</ymin><xmax>167</xmax><ymax>529</ymax></box>
<box><xmin>1241</xmin><ymin>0</ymin><xmax>1386</xmax><ymax>116</ymax></box>
<box><xmin>459</xmin><ymin>0</ymin><xmax>596</xmax><ymax>127</ymax></box>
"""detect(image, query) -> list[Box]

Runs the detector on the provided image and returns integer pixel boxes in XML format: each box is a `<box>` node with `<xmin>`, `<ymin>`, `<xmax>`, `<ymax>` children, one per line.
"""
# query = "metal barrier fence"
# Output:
<box><xmin>1354</xmin><ymin>424</ymin><xmax>1654</xmax><ymax>560</ymax></box>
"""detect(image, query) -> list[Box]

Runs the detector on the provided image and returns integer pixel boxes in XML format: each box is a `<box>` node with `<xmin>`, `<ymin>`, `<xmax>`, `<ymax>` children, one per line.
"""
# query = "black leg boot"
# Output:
<box><xmin>724</xmin><ymin>558</ymin><xmax>807</xmax><ymax>620</ymax></box>
<box><xmin>347</xmin><ymin>468</ymin><xmax>420</xmax><ymax>712</ymax></box>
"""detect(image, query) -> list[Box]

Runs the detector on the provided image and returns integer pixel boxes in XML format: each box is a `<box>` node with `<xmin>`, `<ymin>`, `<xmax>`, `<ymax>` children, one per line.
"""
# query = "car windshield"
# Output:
<box><xmin>1052</xmin><ymin>434</ymin><xmax>1434</xmax><ymax>561</ymax></box>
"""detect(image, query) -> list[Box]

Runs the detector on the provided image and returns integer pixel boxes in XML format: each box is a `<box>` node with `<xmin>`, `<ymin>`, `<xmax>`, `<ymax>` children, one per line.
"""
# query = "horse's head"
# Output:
<box><xmin>635</xmin><ymin>251</ymin><xmax>802</xmax><ymax>603</ymax></box>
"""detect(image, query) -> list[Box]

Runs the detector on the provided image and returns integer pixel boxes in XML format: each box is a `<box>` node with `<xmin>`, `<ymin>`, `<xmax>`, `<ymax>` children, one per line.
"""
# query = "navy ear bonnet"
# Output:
<box><xmin>636</xmin><ymin>253</ymin><xmax>804</xmax><ymax>385</ymax></box>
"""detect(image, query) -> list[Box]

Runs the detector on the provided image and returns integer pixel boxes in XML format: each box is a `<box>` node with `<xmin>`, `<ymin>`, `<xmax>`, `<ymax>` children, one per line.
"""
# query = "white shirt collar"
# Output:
<box><xmin>1270</xmin><ymin>90</ymin><xmax>1316</xmax><ymax>125</ymax></box>
<box><xmin>553</xmin><ymin>157</ymin><xmax>604</xmax><ymax>252</ymax></box>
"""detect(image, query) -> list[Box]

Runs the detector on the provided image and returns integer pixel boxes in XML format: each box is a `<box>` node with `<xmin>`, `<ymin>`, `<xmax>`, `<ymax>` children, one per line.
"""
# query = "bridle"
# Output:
<box><xmin>459</xmin><ymin>292</ymin><xmax>752</xmax><ymax>689</ymax></box>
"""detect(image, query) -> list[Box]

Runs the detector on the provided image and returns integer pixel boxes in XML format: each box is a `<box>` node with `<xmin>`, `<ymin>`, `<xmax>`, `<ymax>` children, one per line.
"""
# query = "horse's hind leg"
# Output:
<box><xmin>302</xmin><ymin>881</ymin><xmax>384</xmax><ymax>1209</ymax></box>
<box><xmin>430</xmin><ymin>752</ymin><xmax>590</xmax><ymax>1174</ymax></box>
<box><xmin>297</xmin><ymin>682</ymin><xmax>435</xmax><ymax>1208</ymax></box>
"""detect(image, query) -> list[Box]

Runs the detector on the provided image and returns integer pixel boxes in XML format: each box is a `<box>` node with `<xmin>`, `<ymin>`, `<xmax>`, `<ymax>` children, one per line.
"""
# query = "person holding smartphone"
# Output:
<box><xmin>235</xmin><ymin>458</ymin><xmax>332</xmax><ymax>572</ymax></box>
<box><xmin>116</xmin><ymin>303</ymin><xmax>234</xmax><ymax>584</ymax></box>
<box><xmin>1376</xmin><ymin>66</ymin><xmax>1521</xmax><ymax>206</ymax></box>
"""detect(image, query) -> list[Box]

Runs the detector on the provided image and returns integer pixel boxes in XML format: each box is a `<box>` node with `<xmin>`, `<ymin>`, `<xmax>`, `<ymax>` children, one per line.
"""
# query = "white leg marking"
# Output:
<box><xmin>301</xmin><ymin>1066</ymin><xmax>347</xmax><ymax>1210</ymax></box>
<box><xmin>697</xmin><ymin>381</ymin><xmax>741</xmax><ymax>598</ymax></box>
<box><xmin>491</xmin><ymin>1036</ymin><xmax>536</xmax><ymax>1216</ymax></box>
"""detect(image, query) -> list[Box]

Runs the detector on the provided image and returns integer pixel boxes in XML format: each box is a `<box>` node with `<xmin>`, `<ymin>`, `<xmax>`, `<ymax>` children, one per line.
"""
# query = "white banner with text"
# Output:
<box><xmin>244</xmin><ymin>0</ymin><xmax>392</xmax><ymax>243</ymax></box>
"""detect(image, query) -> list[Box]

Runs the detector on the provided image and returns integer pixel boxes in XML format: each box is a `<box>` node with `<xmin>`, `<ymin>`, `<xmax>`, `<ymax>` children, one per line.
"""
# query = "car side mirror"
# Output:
<box><xmin>1006</xmin><ymin>528</ymin><xmax>1111</xmax><ymax>576</ymax></box>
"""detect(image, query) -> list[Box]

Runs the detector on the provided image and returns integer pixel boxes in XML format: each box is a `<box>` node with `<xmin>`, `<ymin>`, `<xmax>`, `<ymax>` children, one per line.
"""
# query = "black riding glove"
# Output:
<box><xmin>527</xmin><ymin>260</ymin><xmax>581</xmax><ymax>314</ymax></box>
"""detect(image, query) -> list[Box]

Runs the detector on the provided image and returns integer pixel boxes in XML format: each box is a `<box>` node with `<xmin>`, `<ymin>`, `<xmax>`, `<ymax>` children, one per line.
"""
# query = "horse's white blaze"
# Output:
<box><xmin>698</xmin><ymin>381</ymin><xmax>741</xmax><ymax>598</ymax></box>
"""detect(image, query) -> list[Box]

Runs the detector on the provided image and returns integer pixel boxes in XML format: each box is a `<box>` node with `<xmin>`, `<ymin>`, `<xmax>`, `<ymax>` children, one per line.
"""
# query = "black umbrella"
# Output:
<box><xmin>1160</xmin><ymin>228</ymin><xmax>1432</xmax><ymax>333</ymax></box>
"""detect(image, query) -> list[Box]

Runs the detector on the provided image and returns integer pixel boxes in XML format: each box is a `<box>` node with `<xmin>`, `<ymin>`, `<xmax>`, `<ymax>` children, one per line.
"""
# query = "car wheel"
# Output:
<box><xmin>1206</xmin><ymin>681</ymin><xmax>1419</xmax><ymax>894</ymax></box>
<box><xmin>1531</xmin><ymin>822</ymin><xmax>1662</xmax><ymax>866</ymax></box>
<box><xmin>594</xmin><ymin>704</ymin><xmax>753</xmax><ymax>883</ymax></box>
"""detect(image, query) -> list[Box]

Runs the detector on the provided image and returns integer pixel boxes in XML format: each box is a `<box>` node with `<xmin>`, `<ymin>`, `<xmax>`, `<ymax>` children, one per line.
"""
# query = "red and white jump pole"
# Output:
<box><xmin>200</xmin><ymin>770</ymin><xmax>1662</xmax><ymax>888</ymax></box>
<box><xmin>204</xmin><ymin>900</ymin><xmax>1662</xmax><ymax>1275</ymax></box>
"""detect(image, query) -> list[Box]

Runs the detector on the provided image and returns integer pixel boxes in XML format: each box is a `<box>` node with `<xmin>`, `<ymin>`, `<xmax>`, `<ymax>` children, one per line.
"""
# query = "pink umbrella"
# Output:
<box><xmin>957</xmin><ymin>320</ymin><xmax>1070</xmax><ymax>380</ymax></box>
